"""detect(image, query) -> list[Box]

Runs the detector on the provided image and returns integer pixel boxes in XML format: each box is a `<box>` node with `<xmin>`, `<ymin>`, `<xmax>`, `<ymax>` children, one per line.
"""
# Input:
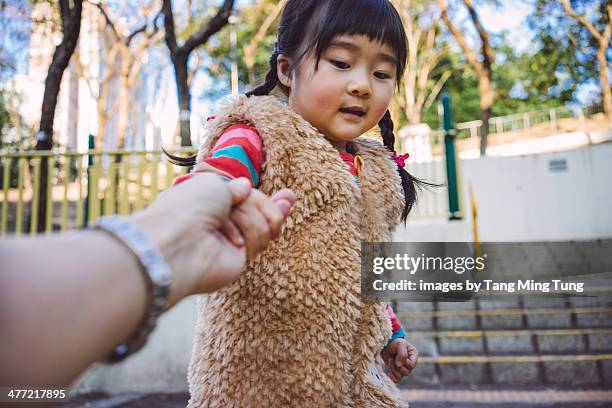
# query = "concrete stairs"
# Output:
<box><xmin>396</xmin><ymin>296</ymin><xmax>612</xmax><ymax>387</ymax></box>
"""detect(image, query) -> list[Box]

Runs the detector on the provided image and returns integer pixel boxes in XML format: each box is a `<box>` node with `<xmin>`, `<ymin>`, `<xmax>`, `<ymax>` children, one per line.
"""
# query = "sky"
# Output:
<box><xmin>2</xmin><ymin>0</ymin><xmax>601</xmax><ymax>142</ymax></box>
<box><xmin>478</xmin><ymin>1</ymin><xmax>534</xmax><ymax>52</ymax></box>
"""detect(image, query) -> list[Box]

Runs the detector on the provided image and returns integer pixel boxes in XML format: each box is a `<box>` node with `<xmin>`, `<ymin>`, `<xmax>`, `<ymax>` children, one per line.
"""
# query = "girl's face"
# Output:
<box><xmin>277</xmin><ymin>34</ymin><xmax>397</xmax><ymax>152</ymax></box>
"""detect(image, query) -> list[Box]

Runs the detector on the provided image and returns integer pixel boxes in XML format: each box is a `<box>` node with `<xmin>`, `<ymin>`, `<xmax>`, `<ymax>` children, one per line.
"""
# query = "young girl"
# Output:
<box><xmin>168</xmin><ymin>0</ymin><xmax>424</xmax><ymax>406</ymax></box>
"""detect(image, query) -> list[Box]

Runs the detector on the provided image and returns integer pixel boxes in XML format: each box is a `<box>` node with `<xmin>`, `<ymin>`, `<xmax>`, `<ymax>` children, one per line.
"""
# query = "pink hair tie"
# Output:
<box><xmin>206</xmin><ymin>115</ymin><xmax>216</xmax><ymax>122</ymax></box>
<box><xmin>391</xmin><ymin>152</ymin><xmax>410</xmax><ymax>168</ymax></box>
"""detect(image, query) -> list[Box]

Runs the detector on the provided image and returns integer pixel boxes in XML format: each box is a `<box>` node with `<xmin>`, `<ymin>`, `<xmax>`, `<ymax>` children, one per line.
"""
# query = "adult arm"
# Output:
<box><xmin>0</xmin><ymin>175</ymin><xmax>295</xmax><ymax>387</ymax></box>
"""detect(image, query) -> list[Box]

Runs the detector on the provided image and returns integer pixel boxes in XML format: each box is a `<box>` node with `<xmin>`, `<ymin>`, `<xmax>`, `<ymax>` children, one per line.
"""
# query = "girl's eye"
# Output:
<box><xmin>374</xmin><ymin>72</ymin><xmax>391</xmax><ymax>80</ymax></box>
<box><xmin>330</xmin><ymin>60</ymin><xmax>350</xmax><ymax>69</ymax></box>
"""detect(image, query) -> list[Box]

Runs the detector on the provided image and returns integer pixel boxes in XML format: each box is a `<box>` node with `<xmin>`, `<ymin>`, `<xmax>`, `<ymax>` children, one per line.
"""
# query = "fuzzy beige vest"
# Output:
<box><xmin>187</xmin><ymin>95</ymin><xmax>406</xmax><ymax>408</ymax></box>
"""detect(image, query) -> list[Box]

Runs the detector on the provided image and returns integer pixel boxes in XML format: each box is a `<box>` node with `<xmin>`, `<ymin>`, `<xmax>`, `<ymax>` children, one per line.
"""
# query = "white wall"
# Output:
<box><xmin>462</xmin><ymin>142</ymin><xmax>612</xmax><ymax>241</ymax></box>
<box><xmin>396</xmin><ymin>142</ymin><xmax>612</xmax><ymax>242</ymax></box>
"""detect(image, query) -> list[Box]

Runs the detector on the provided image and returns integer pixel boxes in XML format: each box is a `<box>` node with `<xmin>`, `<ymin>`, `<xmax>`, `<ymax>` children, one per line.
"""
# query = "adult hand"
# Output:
<box><xmin>0</xmin><ymin>173</ymin><xmax>296</xmax><ymax>387</ymax></box>
<box><xmin>131</xmin><ymin>174</ymin><xmax>296</xmax><ymax>302</ymax></box>
<box><xmin>228</xmin><ymin>188</ymin><xmax>296</xmax><ymax>260</ymax></box>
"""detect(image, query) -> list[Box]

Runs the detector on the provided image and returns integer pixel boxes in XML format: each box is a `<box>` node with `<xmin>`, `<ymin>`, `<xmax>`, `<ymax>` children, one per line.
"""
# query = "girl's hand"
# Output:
<box><xmin>381</xmin><ymin>338</ymin><xmax>419</xmax><ymax>383</ymax></box>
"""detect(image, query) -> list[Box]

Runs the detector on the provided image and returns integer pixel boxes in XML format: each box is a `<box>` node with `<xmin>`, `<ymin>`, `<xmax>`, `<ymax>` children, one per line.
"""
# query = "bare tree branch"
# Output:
<box><xmin>58</xmin><ymin>0</ymin><xmax>69</xmax><ymax>29</ymax></box>
<box><xmin>438</xmin><ymin>0</ymin><xmax>484</xmax><ymax>77</ymax></box>
<box><xmin>126</xmin><ymin>23</ymin><xmax>148</xmax><ymax>46</ymax></box>
<box><xmin>561</xmin><ymin>0</ymin><xmax>606</xmax><ymax>43</ymax></box>
<box><xmin>183</xmin><ymin>0</ymin><xmax>234</xmax><ymax>54</ymax></box>
<box><xmin>94</xmin><ymin>2</ymin><xmax>121</xmax><ymax>42</ymax></box>
<box><xmin>243</xmin><ymin>0</ymin><xmax>287</xmax><ymax>84</ymax></box>
<box><xmin>561</xmin><ymin>0</ymin><xmax>612</xmax><ymax>120</ymax></box>
<box><xmin>161</xmin><ymin>0</ymin><xmax>178</xmax><ymax>54</ymax></box>
<box><xmin>438</xmin><ymin>0</ymin><xmax>495</xmax><ymax>155</ymax></box>
<box><xmin>423</xmin><ymin>70</ymin><xmax>451</xmax><ymax>112</ymax></box>
<box><xmin>463</xmin><ymin>0</ymin><xmax>494</xmax><ymax>65</ymax></box>
<box><xmin>162</xmin><ymin>0</ymin><xmax>235</xmax><ymax>145</ymax></box>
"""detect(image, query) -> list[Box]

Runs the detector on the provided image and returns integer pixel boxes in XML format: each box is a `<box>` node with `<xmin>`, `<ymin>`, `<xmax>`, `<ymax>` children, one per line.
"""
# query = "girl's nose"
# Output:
<box><xmin>348</xmin><ymin>73</ymin><xmax>372</xmax><ymax>97</ymax></box>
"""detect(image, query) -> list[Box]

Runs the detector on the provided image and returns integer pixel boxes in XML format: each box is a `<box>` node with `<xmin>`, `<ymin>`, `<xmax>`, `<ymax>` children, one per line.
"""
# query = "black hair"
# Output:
<box><xmin>168</xmin><ymin>0</ymin><xmax>435</xmax><ymax>222</ymax></box>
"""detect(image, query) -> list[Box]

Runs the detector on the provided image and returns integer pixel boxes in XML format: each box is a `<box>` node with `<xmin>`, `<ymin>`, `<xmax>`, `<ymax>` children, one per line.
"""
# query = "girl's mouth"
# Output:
<box><xmin>339</xmin><ymin>107</ymin><xmax>366</xmax><ymax>118</ymax></box>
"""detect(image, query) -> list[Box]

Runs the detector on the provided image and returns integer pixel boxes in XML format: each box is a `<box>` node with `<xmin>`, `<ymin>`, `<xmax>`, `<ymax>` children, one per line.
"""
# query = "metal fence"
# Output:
<box><xmin>405</xmin><ymin>159</ymin><xmax>449</xmax><ymax>220</ymax></box>
<box><xmin>0</xmin><ymin>148</ymin><xmax>453</xmax><ymax>235</ymax></box>
<box><xmin>430</xmin><ymin>106</ymin><xmax>579</xmax><ymax>145</ymax></box>
<box><xmin>0</xmin><ymin>149</ymin><xmax>195</xmax><ymax>236</ymax></box>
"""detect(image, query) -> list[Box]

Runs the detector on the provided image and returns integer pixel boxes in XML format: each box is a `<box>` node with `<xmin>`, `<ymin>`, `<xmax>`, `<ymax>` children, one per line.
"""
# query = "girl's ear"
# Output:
<box><xmin>276</xmin><ymin>54</ymin><xmax>293</xmax><ymax>89</ymax></box>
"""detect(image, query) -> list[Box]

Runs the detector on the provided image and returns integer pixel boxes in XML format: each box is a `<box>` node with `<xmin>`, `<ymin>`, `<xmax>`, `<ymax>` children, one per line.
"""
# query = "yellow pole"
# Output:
<box><xmin>60</xmin><ymin>156</ymin><xmax>70</xmax><ymax>231</ymax></box>
<box><xmin>150</xmin><ymin>154</ymin><xmax>159</xmax><ymax>201</ymax></box>
<box><xmin>45</xmin><ymin>156</ymin><xmax>55</xmax><ymax>233</ymax></box>
<box><xmin>105</xmin><ymin>155</ymin><xmax>116</xmax><ymax>216</ymax></box>
<box><xmin>75</xmin><ymin>154</ymin><xmax>85</xmax><ymax>228</ymax></box>
<box><xmin>469</xmin><ymin>183</ymin><xmax>480</xmax><ymax>259</ymax></box>
<box><xmin>1</xmin><ymin>157</ymin><xmax>12</xmax><ymax>235</ymax></box>
<box><xmin>119</xmin><ymin>153</ymin><xmax>130</xmax><ymax>215</ymax></box>
<box><xmin>30</xmin><ymin>156</ymin><xmax>42</xmax><ymax>234</ymax></box>
<box><xmin>136</xmin><ymin>153</ymin><xmax>145</xmax><ymax>211</ymax></box>
<box><xmin>15</xmin><ymin>157</ymin><xmax>25</xmax><ymax>236</ymax></box>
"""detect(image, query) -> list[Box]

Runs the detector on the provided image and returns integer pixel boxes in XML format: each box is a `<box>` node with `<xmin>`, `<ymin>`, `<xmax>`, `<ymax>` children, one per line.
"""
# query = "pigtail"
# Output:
<box><xmin>246</xmin><ymin>46</ymin><xmax>281</xmax><ymax>97</ymax></box>
<box><xmin>379</xmin><ymin>110</ymin><xmax>436</xmax><ymax>223</ymax></box>
<box><xmin>162</xmin><ymin>147</ymin><xmax>196</xmax><ymax>167</ymax></box>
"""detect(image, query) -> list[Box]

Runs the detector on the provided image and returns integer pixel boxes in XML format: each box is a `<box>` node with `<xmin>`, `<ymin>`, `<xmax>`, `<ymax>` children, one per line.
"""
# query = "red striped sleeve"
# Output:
<box><xmin>205</xmin><ymin>124</ymin><xmax>264</xmax><ymax>187</ymax></box>
<box><xmin>386</xmin><ymin>304</ymin><xmax>403</xmax><ymax>333</ymax></box>
<box><xmin>172</xmin><ymin>123</ymin><xmax>264</xmax><ymax>187</ymax></box>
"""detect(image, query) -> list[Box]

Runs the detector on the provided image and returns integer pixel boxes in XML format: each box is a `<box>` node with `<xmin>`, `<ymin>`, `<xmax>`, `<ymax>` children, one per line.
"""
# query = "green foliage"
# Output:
<box><xmin>0</xmin><ymin>91</ymin><xmax>11</xmax><ymax>140</ymax></box>
<box><xmin>0</xmin><ymin>86</ymin><xmax>25</xmax><ymax>153</ymax></box>
<box><xmin>527</xmin><ymin>0</ymin><xmax>608</xmax><ymax>103</ymax></box>
<box><xmin>203</xmin><ymin>0</ymin><xmax>280</xmax><ymax>94</ymax></box>
<box><xmin>417</xmin><ymin>0</ymin><xmax>609</xmax><ymax>127</ymax></box>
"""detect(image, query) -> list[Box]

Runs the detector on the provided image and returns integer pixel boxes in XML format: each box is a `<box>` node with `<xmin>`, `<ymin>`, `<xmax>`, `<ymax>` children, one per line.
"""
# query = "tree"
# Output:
<box><xmin>392</xmin><ymin>0</ymin><xmax>450</xmax><ymax>127</ymax></box>
<box><xmin>560</xmin><ymin>0</ymin><xmax>611</xmax><ymax>122</ymax></box>
<box><xmin>35</xmin><ymin>0</ymin><xmax>83</xmax><ymax>232</ymax></box>
<box><xmin>162</xmin><ymin>0</ymin><xmax>234</xmax><ymax>147</ymax></box>
<box><xmin>438</xmin><ymin>0</ymin><xmax>495</xmax><ymax>155</ymax></box>
<box><xmin>202</xmin><ymin>0</ymin><xmax>282</xmax><ymax>99</ymax></box>
<box><xmin>93</xmin><ymin>0</ymin><xmax>163</xmax><ymax>148</ymax></box>
<box><xmin>0</xmin><ymin>0</ymin><xmax>29</xmax><ymax>150</ymax></box>
<box><xmin>242</xmin><ymin>0</ymin><xmax>286</xmax><ymax>87</ymax></box>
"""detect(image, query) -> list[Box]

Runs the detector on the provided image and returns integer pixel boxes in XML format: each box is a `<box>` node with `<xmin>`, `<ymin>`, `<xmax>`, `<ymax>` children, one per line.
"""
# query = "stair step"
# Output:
<box><xmin>400</xmin><ymin>388</ymin><xmax>612</xmax><ymax>403</ymax></box>
<box><xmin>402</xmin><ymin>354</ymin><xmax>612</xmax><ymax>386</ymax></box>
<box><xmin>419</xmin><ymin>353</ymin><xmax>612</xmax><ymax>364</ymax></box>
<box><xmin>408</xmin><ymin>328</ymin><xmax>612</xmax><ymax>338</ymax></box>
<box><xmin>398</xmin><ymin>306</ymin><xmax>612</xmax><ymax>331</ymax></box>
<box><xmin>397</xmin><ymin>306</ymin><xmax>612</xmax><ymax>318</ymax></box>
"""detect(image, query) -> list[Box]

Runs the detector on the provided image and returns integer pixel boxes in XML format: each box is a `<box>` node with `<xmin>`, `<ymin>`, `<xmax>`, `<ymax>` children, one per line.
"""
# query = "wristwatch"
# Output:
<box><xmin>93</xmin><ymin>215</ymin><xmax>172</xmax><ymax>362</ymax></box>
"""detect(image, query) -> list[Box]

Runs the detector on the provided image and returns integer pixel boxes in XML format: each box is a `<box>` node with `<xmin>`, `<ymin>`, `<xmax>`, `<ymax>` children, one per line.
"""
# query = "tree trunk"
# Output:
<box><xmin>597</xmin><ymin>46</ymin><xmax>612</xmax><ymax>124</ymax></box>
<box><xmin>116</xmin><ymin>50</ymin><xmax>132</xmax><ymax>149</ymax></box>
<box><xmin>96</xmin><ymin>109</ymin><xmax>108</xmax><ymax>150</ymax></box>
<box><xmin>172</xmin><ymin>52</ymin><xmax>191</xmax><ymax>147</ymax></box>
<box><xmin>478</xmin><ymin>73</ymin><xmax>494</xmax><ymax>156</ymax></box>
<box><xmin>35</xmin><ymin>0</ymin><xmax>83</xmax><ymax>232</ymax></box>
<box><xmin>162</xmin><ymin>0</ymin><xmax>234</xmax><ymax>147</ymax></box>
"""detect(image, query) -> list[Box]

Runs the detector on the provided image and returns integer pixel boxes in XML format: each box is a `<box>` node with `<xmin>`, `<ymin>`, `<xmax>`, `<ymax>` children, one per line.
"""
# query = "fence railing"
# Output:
<box><xmin>0</xmin><ymin>149</ymin><xmax>195</xmax><ymax>236</ymax></box>
<box><xmin>1</xmin><ymin>148</ymin><xmax>452</xmax><ymax>235</ymax></box>
<box><xmin>405</xmin><ymin>159</ymin><xmax>449</xmax><ymax>220</ymax></box>
<box><xmin>429</xmin><ymin>106</ymin><xmax>582</xmax><ymax>145</ymax></box>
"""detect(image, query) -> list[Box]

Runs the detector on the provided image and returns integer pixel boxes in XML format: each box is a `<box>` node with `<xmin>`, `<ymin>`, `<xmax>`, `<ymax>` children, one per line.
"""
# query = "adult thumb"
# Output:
<box><xmin>227</xmin><ymin>178</ymin><xmax>252</xmax><ymax>205</ymax></box>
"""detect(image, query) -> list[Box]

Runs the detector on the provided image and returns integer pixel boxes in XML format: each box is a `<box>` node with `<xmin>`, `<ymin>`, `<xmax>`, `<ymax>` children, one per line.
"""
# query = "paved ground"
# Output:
<box><xmin>57</xmin><ymin>387</ymin><xmax>612</xmax><ymax>408</ymax></box>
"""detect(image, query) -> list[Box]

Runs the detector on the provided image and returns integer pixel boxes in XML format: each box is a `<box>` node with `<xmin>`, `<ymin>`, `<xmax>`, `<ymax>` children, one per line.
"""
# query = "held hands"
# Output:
<box><xmin>225</xmin><ymin>187</ymin><xmax>295</xmax><ymax>260</ymax></box>
<box><xmin>132</xmin><ymin>174</ymin><xmax>296</xmax><ymax>302</ymax></box>
<box><xmin>381</xmin><ymin>338</ymin><xmax>419</xmax><ymax>383</ymax></box>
